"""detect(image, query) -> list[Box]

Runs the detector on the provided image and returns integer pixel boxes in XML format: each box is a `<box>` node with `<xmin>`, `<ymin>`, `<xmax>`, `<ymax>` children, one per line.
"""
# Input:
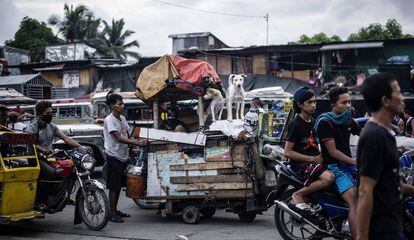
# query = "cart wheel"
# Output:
<box><xmin>238</xmin><ymin>213</ymin><xmax>256</xmax><ymax>223</ymax></box>
<box><xmin>182</xmin><ymin>206</ymin><xmax>201</xmax><ymax>224</ymax></box>
<box><xmin>200</xmin><ymin>207</ymin><xmax>216</xmax><ymax>218</ymax></box>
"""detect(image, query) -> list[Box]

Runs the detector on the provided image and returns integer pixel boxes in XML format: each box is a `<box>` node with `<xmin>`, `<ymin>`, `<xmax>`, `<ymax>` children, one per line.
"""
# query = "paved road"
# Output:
<box><xmin>1</xmin><ymin>190</ymin><xmax>282</xmax><ymax>240</ymax></box>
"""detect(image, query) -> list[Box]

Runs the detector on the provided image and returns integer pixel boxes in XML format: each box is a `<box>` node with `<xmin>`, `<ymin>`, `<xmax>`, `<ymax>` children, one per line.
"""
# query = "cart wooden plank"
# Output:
<box><xmin>141</xmin><ymin>190</ymin><xmax>255</xmax><ymax>200</ymax></box>
<box><xmin>206</xmin><ymin>189</ymin><xmax>254</xmax><ymax>198</ymax></box>
<box><xmin>170</xmin><ymin>175</ymin><xmax>247</xmax><ymax>184</ymax></box>
<box><xmin>174</xmin><ymin>182</ymin><xmax>252</xmax><ymax>191</ymax></box>
<box><xmin>170</xmin><ymin>162</ymin><xmax>244</xmax><ymax>171</ymax></box>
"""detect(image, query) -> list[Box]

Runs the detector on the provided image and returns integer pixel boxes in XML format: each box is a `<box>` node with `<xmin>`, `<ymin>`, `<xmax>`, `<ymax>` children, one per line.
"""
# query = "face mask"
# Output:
<box><xmin>41</xmin><ymin>114</ymin><xmax>53</xmax><ymax>124</ymax></box>
<box><xmin>336</xmin><ymin>110</ymin><xmax>352</xmax><ymax>124</ymax></box>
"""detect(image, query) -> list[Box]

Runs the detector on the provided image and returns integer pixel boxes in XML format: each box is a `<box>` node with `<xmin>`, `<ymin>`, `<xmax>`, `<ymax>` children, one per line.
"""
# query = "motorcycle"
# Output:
<box><xmin>273</xmin><ymin>152</ymin><xmax>414</xmax><ymax>240</ymax></box>
<box><xmin>37</xmin><ymin>146</ymin><xmax>110</xmax><ymax>230</ymax></box>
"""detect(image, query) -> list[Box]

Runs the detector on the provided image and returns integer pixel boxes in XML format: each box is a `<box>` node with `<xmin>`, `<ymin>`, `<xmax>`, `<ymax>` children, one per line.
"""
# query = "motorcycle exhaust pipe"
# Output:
<box><xmin>274</xmin><ymin>200</ymin><xmax>344</xmax><ymax>238</ymax></box>
<box><xmin>274</xmin><ymin>200</ymin><xmax>303</xmax><ymax>220</ymax></box>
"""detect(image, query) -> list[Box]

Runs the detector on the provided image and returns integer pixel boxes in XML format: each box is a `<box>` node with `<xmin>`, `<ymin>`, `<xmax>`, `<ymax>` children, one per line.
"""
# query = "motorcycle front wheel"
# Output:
<box><xmin>78</xmin><ymin>186</ymin><xmax>110</xmax><ymax>230</ymax></box>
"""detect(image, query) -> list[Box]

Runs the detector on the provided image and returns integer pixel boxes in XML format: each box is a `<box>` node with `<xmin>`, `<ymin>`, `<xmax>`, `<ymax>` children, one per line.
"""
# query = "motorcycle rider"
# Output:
<box><xmin>315</xmin><ymin>87</ymin><xmax>361</xmax><ymax>239</ymax></box>
<box><xmin>357</xmin><ymin>73</ymin><xmax>414</xmax><ymax>240</ymax></box>
<box><xmin>26</xmin><ymin>100</ymin><xmax>82</xmax><ymax>176</ymax></box>
<box><xmin>284</xmin><ymin>87</ymin><xmax>334</xmax><ymax>211</ymax></box>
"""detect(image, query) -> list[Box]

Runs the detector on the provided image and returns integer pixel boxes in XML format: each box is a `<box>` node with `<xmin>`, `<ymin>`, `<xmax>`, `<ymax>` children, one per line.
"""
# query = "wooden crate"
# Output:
<box><xmin>146</xmin><ymin>140</ymin><xmax>253</xmax><ymax>199</ymax></box>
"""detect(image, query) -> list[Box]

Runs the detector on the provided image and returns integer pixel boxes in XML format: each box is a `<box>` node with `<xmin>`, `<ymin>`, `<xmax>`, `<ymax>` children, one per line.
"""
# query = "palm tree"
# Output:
<box><xmin>48</xmin><ymin>4</ymin><xmax>100</xmax><ymax>42</ymax></box>
<box><xmin>90</xmin><ymin>18</ymin><xmax>140</xmax><ymax>60</ymax></box>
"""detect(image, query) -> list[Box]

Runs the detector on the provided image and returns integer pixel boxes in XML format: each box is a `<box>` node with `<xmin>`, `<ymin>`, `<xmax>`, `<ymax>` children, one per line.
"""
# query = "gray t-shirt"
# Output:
<box><xmin>103</xmin><ymin>113</ymin><xmax>130</xmax><ymax>162</ymax></box>
<box><xmin>26</xmin><ymin>119</ymin><xmax>62</xmax><ymax>149</ymax></box>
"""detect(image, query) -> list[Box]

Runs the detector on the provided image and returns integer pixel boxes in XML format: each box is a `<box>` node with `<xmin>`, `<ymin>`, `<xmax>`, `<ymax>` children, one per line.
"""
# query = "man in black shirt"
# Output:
<box><xmin>285</xmin><ymin>87</ymin><xmax>334</xmax><ymax>211</ymax></box>
<box><xmin>316</xmin><ymin>87</ymin><xmax>361</xmax><ymax>239</ymax></box>
<box><xmin>357</xmin><ymin>73</ymin><xmax>414</xmax><ymax>240</ymax></box>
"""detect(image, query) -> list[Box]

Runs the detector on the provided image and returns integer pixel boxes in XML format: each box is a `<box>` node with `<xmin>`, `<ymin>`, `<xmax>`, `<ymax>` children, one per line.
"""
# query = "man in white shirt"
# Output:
<box><xmin>103</xmin><ymin>93</ymin><xmax>147</xmax><ymax>223</ymax></box>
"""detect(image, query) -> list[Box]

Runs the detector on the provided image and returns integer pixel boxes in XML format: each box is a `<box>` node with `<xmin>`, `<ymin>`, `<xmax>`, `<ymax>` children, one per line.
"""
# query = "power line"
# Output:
<box><xmin>269</xmin><ymin>20</ymin><xmax>289</xmax><ymax>42</ymax></box>
<box><xmin>152</xmin><ymin>0</ymin><xmax>266</xmax><ymax>19</ymax></box>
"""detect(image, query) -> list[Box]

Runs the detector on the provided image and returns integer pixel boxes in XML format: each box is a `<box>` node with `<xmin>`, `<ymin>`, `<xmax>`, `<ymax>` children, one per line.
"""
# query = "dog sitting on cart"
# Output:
<box><xmin>129</xmin><ymin>55</ymin><xmax>285</xmax><ymax>224</ymax></box>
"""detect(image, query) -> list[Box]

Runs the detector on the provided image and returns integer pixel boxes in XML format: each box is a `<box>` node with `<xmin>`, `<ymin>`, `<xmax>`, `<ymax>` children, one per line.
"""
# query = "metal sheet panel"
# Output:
<box><xmin>320</xmin><ymin>42</ymin><xmax>384</xmax><ymax>51</ymax></box>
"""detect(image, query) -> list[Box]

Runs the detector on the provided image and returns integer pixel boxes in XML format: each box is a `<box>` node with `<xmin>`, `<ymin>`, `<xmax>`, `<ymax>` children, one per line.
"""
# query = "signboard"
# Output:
<box><xmin>63</xmin><ymin>70</ymin><xmax>80</xmax><ymax>88</ymax></box>
<box><xmin>205</xmin><ymin>146</ymin><xmax>231</xmax><ymax>161</ymax></box>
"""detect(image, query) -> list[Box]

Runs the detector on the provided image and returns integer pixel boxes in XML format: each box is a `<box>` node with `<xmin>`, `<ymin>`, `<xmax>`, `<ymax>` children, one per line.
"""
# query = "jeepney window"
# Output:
<box><xmin>124</xmin><ymin>108</ymin><xmax>140</xmax><ymax>121</ymax></box>
<box><xmin>83</xmin><ymin>104</ymin><xmax>94</xmax><ymax>118</ymax></box>
<box><xmin>143</xmin><ymin>109</ymin><xmax>152</xmax><ymax>120</ymax></box>
<box><xmin>51</xmin><ymin>108</ymin><xmax>58</xmax><ymax>118</ymax></box>
<box><xmin>97</xmin><ymin>103</ymin><xmax>110</xmax><ymax>118</ymax></box>
<box><xmin>58</xmin><ymin>106</ymin><xmax>82</xmax><ymax>119</ymax></box>
<box><xmin>24</xmin><ymin>108</ymin><xmax>35</xmax><ymax>115</ymax></box>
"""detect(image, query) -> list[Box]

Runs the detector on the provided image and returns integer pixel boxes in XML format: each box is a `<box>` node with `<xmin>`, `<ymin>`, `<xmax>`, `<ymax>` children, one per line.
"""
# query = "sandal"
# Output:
<box><xmin>117</xmin><ymin>210</ymin><xmax>130</xmax><ymax>218</ymax></box>
<box><xmin>295</xmin><ymin>203</ymin><xmax>313</xmax><ymax>211</ymax></box>
<box><xmin>110</xmin><ymin>214</ymin><xmax>124</xmax><ymax>222</ymax></box>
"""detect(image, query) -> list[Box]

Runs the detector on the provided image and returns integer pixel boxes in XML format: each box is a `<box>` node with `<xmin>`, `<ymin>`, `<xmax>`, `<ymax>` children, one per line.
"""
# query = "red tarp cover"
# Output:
<box><xmin>172</xmin><ymin>55</ymin><xmax>221</xmax><ymax>94</ymax></box>
<box><xmin>135</xmin><ymin>55</ymin><xmax>221</xmax><ymax>101</ymax></box>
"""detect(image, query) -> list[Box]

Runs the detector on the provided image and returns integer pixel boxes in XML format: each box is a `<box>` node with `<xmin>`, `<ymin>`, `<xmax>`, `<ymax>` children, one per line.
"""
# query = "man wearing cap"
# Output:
<box><xmin>284</xmin><ymin>87</ymin><xmax>334</xmax><ymax>211</ymax></box>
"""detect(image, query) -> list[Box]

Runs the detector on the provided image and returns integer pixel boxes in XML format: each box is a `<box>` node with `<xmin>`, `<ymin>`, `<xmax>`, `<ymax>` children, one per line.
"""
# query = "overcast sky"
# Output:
<box><xmin>1</xmin><ymin>0</ymin><xmax>413</xmax><ymax>57</ymax></box>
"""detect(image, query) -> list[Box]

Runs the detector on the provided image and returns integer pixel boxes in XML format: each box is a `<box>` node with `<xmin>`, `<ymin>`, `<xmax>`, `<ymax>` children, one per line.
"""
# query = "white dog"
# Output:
<box><xmin>226</xmin><ymin>74</ymin><xmax>246</xmax><ymax>120</ymax></box>
<box><xmin>203</xmin><ymin>88</ymin><xmax>225</xmax><ymax>122</ymax></box>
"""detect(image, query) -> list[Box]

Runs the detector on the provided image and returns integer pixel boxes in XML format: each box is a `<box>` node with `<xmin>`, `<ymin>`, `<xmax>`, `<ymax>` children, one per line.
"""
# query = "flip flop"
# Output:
<box><xmin>110</xmin><ymin>214</ymin><xmax>124</xmax><ymax>222</ymax></box>
<box><xmin>117</xmin><ymin>210</ymin><xmax>130</xmax><ymax>218</ymax></box>
<box><xmin>295</xmin><ymin>203</ymin><xmax>313</xmax><ymax>211</ymax></box>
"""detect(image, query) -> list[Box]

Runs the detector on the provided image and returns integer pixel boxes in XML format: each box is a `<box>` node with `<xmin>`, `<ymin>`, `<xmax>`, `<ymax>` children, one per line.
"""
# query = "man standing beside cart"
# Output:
<box><xmin>104</xmin><ymin>93</ymin><xmax>147</xmax><ymax>223</ymax></box>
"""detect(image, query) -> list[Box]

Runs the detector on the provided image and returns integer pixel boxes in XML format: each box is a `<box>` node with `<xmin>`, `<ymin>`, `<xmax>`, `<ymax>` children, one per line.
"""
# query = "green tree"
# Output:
<box><xmin>298</xmin><ymin>32</ymin><xmax>342</xmax><ymax>44</ymax></box>
<box><xmin>89</xmin><ymin>18</ymin><xmax>140</xmax><ymax>60</ymax></box>
<box><xmin>347</xmin><ymin>19</ymin><xmax>413</xmax><ymax>41</ymax></box>
<box><xmin>5</xmin><ymin>17</ymin><xmax>61</xmax><ymax>62</ymax></box>
<box><xmin>48</xmin><ymin>4</ymin><xmax>100</xmax><ymax>42</ymax></box>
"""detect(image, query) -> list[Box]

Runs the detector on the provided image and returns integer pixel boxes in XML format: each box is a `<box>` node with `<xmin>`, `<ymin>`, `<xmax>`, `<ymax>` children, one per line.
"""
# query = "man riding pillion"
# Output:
<box><xmin>315</xmin><ymin>87</ymin><xmax>361</xmax><ymax>239</ymax></box>
<box><xmin>284</xmin><ymin>87</ymin><xmax>334</xmax><ymax>211</ymax></box>
<box><xmin>26</xmin><ymin>101</ymin><xmax>83</xmax><ymax>176</ymax></box>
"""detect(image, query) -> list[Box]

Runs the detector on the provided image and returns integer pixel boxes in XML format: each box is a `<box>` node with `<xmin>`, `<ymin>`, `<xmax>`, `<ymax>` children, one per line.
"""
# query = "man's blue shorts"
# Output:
<box><xmin>327</xmin><ymin>163</ymin><xmax>356</xmax><ymax>195</ymax></box>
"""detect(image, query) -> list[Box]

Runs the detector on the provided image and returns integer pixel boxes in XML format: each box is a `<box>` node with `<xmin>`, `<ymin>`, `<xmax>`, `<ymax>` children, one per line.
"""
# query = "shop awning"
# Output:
<box><xmin>320</xmin><ymin>42</ymin><xmax>384</xmax><ymax>51</ymax></box>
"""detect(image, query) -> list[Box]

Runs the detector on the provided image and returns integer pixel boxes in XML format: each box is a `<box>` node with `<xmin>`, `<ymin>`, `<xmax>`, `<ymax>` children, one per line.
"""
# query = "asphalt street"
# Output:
<box><xmin>0</xmin><ymin>188</ymin><xmax>282</xmax><ymax>240</ymax></box>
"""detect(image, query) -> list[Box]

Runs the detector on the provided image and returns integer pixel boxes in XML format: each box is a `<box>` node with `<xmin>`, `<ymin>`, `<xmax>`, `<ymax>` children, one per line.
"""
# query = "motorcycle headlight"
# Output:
<box><xmin>81</xmin><ymin>154</ymin><xmax>94</xmax><ymax>170</ymax></box>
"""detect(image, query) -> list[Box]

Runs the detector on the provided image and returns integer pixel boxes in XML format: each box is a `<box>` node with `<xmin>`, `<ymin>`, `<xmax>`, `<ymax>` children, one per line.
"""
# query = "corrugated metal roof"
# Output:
<box><xmin>169</xmin><ymin>32</ymin><xmax>212</xmax><ymax>39</ymax></box>
<box><xmin>320</xmin><ymin>42</ymin><xmax>384</xmax><ymax>51</ymax></box>
<box><xmin>33</xmin><ymin>63</ymin><xmax>65</xmax><ymax>71</ymax></box>
<box><xmin>0</xmin><ymin>73</ymin><xmax>40</xmax><ymax>85</ymax></box>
